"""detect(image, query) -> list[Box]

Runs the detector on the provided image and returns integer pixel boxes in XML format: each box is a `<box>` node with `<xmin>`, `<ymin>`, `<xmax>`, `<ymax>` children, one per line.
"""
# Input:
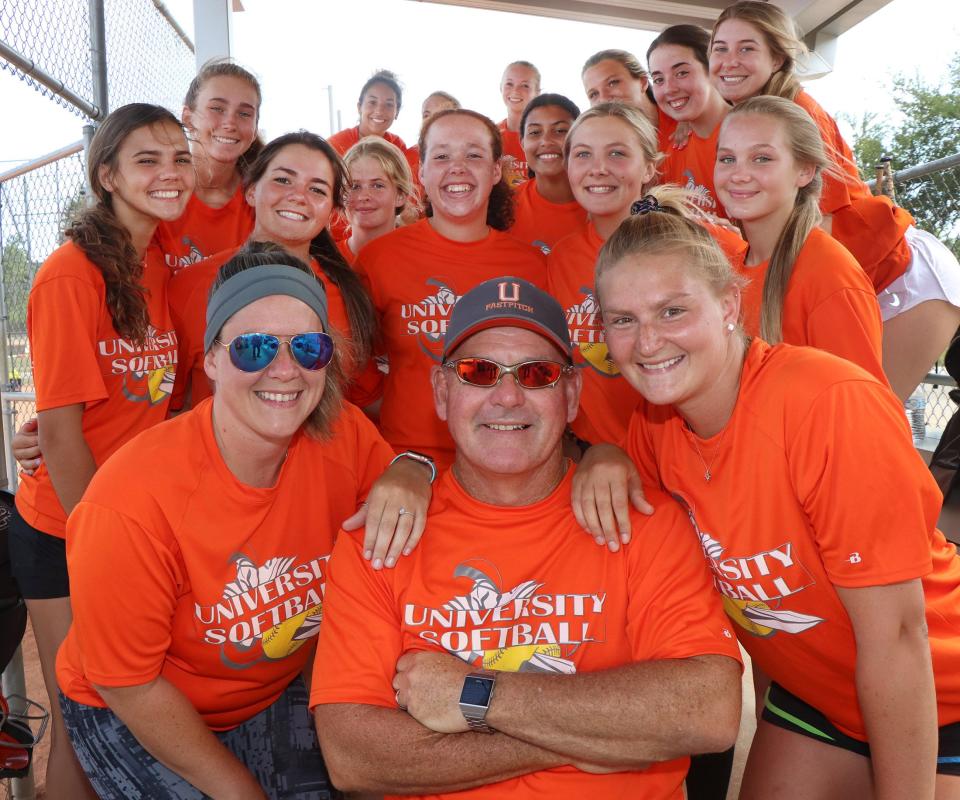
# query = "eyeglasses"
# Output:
<box><xmin>443</xmin><ymin>357</ymin><xmax>572</xmax><ymax>389</ymax></box>
<box><xmin>215</xmin><ymin>332</ymin><xmax>335</xmax><ymax>372</ymax></box>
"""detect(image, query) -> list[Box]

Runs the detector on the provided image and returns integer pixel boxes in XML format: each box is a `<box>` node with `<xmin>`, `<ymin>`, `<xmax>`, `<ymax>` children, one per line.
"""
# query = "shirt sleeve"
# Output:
<box><xmin>29</xmin><ymin>274</ymin><xmax>109</xmax><ymax>410</ymax></box>
<box><xmin>625</xmin><ymin>500</ymin><xmax>742</xmax><ymax>665</ymax></box>
<box><xmin>803</xmin><ymin>288</ymin><xmax>885</xmax><ymax>384</ymax></box>
<box><xmin>310</xmin><ymin>531</ymin><xmax>402</xmax><ymax>709</ymax></box>
<box><xmin>787</xmin><ymin>379</ymin><xmax>938</xmax><ymax>587</ymax></box>
<box><xmin>66</xmin><ymin>500</ymin><xmax>181</xmax><ymax>686</ymax></box>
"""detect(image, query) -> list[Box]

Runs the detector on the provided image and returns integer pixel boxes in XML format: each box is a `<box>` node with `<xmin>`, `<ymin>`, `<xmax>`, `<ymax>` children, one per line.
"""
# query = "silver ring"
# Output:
<box><xmin>395</xmin><ymin>689</ymin><xmax>406</xmax><ymax>710</ymax></box>
<box><xmin>398</xmin><ymin>507</ymin><xmax>413</xmax><ymax>517</ymax></box>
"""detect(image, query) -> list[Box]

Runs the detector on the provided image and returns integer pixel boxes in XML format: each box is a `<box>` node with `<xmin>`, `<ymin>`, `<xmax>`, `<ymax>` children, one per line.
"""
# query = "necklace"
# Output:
<box><xmin>689</xmin><ymin>426</ymin><xmax>728</xmax><ymax>482</ymax></box>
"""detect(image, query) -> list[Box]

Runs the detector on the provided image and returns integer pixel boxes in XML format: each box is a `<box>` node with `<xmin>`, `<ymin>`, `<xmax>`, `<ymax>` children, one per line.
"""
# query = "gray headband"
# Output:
<box><xmin>204</xmin><ymin>264</ymin><xmax>329</xmax><ymax>352</ymax></box>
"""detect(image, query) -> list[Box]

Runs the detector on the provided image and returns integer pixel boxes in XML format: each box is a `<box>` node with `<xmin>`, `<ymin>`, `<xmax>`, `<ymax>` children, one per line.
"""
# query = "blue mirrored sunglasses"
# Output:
<box><xmin>215</xmin><ymin>332</ymin><xmax>335</xmax><ymax>372</ymax></box>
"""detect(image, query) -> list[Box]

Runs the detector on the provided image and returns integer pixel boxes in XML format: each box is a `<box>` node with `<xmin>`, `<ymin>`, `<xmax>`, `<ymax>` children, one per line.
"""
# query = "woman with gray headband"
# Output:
<box><xmin>53</xmin><ymin>248</ymin><xmax>430</xmax><ymax>799</ymax></box>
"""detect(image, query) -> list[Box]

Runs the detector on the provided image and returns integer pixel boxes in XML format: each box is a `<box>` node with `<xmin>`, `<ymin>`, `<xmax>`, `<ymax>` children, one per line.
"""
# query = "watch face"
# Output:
<box><xmin>460</xmin><ymin>675</ymin><xmax>494</xmax><ymax>706</ymax></box>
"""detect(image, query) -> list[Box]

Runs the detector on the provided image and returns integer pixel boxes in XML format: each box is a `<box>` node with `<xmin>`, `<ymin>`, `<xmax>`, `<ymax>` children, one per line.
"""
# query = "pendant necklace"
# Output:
<box><xmin>690</xmin><ymin>426</ymin><xmax>728</xmax><ymax>483</ymax></box>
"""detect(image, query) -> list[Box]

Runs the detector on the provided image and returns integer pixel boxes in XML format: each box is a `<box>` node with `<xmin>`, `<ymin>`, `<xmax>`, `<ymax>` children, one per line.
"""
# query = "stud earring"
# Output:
<box><xmin>726</xmin><ymin>323</ymin><xmax>735</xmax><ymax>332</ymax></box>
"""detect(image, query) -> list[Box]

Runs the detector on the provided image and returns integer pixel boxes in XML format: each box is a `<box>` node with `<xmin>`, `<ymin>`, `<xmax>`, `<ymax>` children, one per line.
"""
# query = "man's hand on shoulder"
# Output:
<box><xmin>394</xmin><ymin>650</ymin><xmax>472</xmax><ymax>734</ymax></box>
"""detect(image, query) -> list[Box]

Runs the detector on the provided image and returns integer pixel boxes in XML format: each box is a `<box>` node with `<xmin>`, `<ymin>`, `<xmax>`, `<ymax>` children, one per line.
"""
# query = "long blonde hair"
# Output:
<box><xmin>564</xmin><ymin>102</ymin><xmax>664</xmax><ymax>185</ymax></box>
<box><xmin>712</xmin><ymin>2</ymin><xmax>807</xmax><ymax>101</ymax></box>
<box><xmin>722</xmin><ymin>96</ymin><xmax>826</xmax><ymax>343</ymax></box>
<box><xmin>596</xmin><ymin>184</ymin><xmax>747</xmax><ymax>305</ymax></box>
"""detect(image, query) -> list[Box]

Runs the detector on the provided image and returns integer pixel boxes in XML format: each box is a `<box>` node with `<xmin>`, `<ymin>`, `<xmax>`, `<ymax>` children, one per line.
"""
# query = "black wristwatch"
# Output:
<box><xmin>459</xmin><ymin>669</ymin><xmax>497</xmax><ymax>733</ymax></box>
<box><xmin>389</xmin><ymin>450</ymin><xmax>437</xmax><ymax>484</ymax></box>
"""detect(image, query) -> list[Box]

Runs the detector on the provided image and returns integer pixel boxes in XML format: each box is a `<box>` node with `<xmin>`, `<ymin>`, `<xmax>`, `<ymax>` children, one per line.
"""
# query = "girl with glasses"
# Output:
<box><xmin>8</xmin><ymin>103</ymin><xmax>195</xmax><ymax>798</ymax></box>
<box><xmin>57</xmin><ymin>248</ymin><xmax>425</xmax><ymax>800</ymax></box>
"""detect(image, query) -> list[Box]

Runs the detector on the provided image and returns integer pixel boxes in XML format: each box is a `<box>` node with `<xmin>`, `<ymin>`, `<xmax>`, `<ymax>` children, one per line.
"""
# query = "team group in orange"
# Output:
<box><xmin>7</xmin><ymin>1</ymin><xmax>960</xmax><ymax>798</ymax></box>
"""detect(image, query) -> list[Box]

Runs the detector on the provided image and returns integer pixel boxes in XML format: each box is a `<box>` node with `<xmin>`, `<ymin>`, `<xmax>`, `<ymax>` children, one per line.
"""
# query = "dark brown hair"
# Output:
<box><xmin>359</xmin><ymin>69</ymin><xmax>403</xmax><ymax>112</ymax></box>
<box><xmin>184</xmin><ymin>58</ymin><xmax>264</xmax><ymax>173</ymax></box>
<box><xmin>208</xmin><ymin>243</ymin><xmax>344</xmax><ymax>439</ymax></box>
<box><xmin>647</xmin><ymin>24</ymin><xmax>711</xmax><ymax>71</ymax></box>
<box><xmin>66</xmin><ymin>103</ymin><xmax>184</xmax><ymax>345</ymax></box>
<box><xmin>417</xmin><ymin>109</ymin><xmax>515</xmax><ymax>231</ymax></box>
<box><xmin>243</xmin><ymin>131</ymin><xmax>379</xmax><ymax>365</ymax></box>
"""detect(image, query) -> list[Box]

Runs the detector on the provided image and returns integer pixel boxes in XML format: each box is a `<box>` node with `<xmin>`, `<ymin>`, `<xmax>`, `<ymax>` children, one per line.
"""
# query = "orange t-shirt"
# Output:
<box><xmin>738</xmin><ymin>227</ymin><xmax>884</xmax><ymax>383</ymax></box>
<box><xmin>15</xmin><ymin>242</ymin><xmax>178</xmax><ymax>537</ymax></box>
<box><xmin>656</xmin><ymin>114</ymin><xmax>726</xmax><ymax>217</ymax></box>
<box><xmin>154</xmin><ymin>187</ymin><xmax>254</xmax><ymax>274</ymax></box>
<box><xmin>548</xmin><ymin>221</ymin><xmax>745</xmax><ymax>446</ymax></box>
<box><xmin>793</xmin><ymin>91</ymin><xmax>912</xmax><ymax>293</ymax></box>
<box><xmin>311</xmin><ymin>468</ymin><xmax>739</xmax><ymax>799</ymax></box>
<box><xmin>356</xmin><ymin>219</ymin><xmax>547</xmax><ymax>467</ymax></box>
<box><xmin>327</xmin><ymin>127</ymin><xmax>407</xmax><ymax>157</ymax></box>
<box><xmin>336</xmin><ymin>237</ymin><xmax>357</xmax><ymax>265</ymax></box>
<box><xmin>57</xmin><ymin>398</ymin><xmax>394</xmax><ymax>730</ymax></box>
<box><xmin>508</xmin><ymin>178</ymin><xmax>588</xmax><ymax>255</ymax></box>
<box><xmin>168</xmin><ymin>247</ymin><xmax>379</xmax><ymax>410</ymax></box>
<box><xmin>497</xmin><ymin>120</ymin><xmax>529</xmax><ymax>188</ymax></box>
<box><xmin>625</xmin><ymin>340</ymin><xmax>960</xmax><ymax>738</ymax></box>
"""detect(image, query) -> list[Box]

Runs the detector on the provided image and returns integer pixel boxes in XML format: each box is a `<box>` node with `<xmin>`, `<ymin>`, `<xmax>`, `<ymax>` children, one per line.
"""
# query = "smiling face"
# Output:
<box><xmin>521</xmin><ymin>105</ymin><xmax>575</xmax><ymax>179</ymax></box>
<box><xmin>246</xmin><ymin>143</ymin><xmax>335</xmax><ymax>250</ymax></box>
<box><xmin>715</xmin><ymin>112</ymin><xmax>814</xmax><ymax>226</ymax></box>
<box><xmin>710</xmin><ymin>18</ymin><xmax>784</xmax><ymax>104</ymax></box>
<box><xmin>358</xmin><ymin>82</ymin><xmax>399</xmax><ymax>137</ymax></box>
<box><xmin>205</xmin><ymin>294</ymin><xmax>327</xmax><ymax>449</ymax></box>
<box><xmin>565</xmin><ymin>115</ymin><xmax>657</xmax><ymax>231</ymax></box>
<box><xmin>345</xmin><ymin>154</ymin><xmax>403</xmax><ymax>231</ymax></box>
<box><xmin>598</xmin><ymin>251</ymin><xmax>740</xmax><ymax>421</ymax></box>
<box><xmin>99</xmin><ymin>120</ymin><xmax>195</xmax><ymax>228</ymax></box>
<box><xmin>420</xmin><ymin>113</ymin><xmax>501</xmax><ymax>232</ymax></box>
<box><xmin>582</xmin><ymin>59</ymin><xmax>648</xmax><ymax>107</ymax></box>
<box><xmin>433</xmin><ymin>327</ymin><xmax>579</xmax><ymax>490</ymax></box>
<box><xmin>501</xmin><ymin>65</ymin><xmax>540</xmax><ymax>117</ymax></box>
<box><xmin>649</xmin><ymin>43</ymin><xmax>714</xmax><ymax>123</ymax></box>
<box><xmin>183</xmin><ymin>75</ymin><xmax>259</xmax><ymax>165</ymax></box>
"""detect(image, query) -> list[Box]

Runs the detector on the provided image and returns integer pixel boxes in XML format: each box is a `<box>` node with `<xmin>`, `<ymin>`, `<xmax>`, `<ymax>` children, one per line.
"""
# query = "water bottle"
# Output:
<box><xmin>905</xmin><ymin>389</ymin><xmax>926</xmax><ymax>446</ymax></box>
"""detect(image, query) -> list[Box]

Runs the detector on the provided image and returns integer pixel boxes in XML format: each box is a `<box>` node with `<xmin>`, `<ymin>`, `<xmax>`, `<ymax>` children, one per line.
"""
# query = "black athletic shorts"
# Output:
<box><xmin>7</xmin><ymin>509</ymin><xmax>69</xmax><ymax>599</ymax></box>
<box><xmin>762</xmin><ymin>681</ymin><xmax>960</xmax><ymax>776</ymax></box>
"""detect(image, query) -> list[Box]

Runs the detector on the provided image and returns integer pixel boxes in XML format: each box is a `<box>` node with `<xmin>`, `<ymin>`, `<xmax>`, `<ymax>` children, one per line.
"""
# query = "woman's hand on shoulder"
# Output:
<box><xmin>341</xmin><ymin>457</ymin><xmax>433</xmax><ymax>570</ymax></box>
<box><xmin>572</xmin><ymin>443</ymin><xmax>652</xmax><ymax>551</ymax></box>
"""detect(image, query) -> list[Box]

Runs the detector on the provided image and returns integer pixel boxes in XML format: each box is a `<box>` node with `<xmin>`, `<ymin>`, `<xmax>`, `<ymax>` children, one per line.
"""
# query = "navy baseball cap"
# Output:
<box><xmin>442</xmin><ymin>277</ymin><xmax>572</xmax><ymax>360</ymax></box>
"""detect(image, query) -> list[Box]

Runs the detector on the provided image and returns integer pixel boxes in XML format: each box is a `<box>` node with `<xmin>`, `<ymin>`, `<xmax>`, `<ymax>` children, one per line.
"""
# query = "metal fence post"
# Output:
<box><xmin>88</xmin><ymin>0</ymin><xmax>109</xmax><ymax>119</ymax></box>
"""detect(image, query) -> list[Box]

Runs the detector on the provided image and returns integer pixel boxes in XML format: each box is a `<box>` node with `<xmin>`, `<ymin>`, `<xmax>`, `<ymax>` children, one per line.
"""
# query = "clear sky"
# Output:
<box><xmin>2</xmin><ymin>0</ymin><xmax>958</xmax><ymax>169</ymax></box>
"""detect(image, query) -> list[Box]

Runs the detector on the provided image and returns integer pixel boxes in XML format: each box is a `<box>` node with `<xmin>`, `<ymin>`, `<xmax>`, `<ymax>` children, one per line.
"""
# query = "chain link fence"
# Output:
<box><xmin>0</xmin><ymin>0</ymin><xmax>94</xmax><ymax>117</ymax></box>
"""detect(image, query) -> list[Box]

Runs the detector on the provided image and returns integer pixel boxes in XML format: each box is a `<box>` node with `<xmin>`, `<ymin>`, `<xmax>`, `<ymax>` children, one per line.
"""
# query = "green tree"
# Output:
<box><xmin>0</xmin><ymin>235</ymin><xmax>35</xmax><ymax>332</ymax></box>
<box><xmin>843</xmin><ymin>53</ymin><xmax>960</xmax><ymax>254</ymax></box>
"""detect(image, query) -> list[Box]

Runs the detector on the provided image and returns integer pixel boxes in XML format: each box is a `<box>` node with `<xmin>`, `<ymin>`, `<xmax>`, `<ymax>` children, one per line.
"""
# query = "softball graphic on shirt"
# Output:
<box><xmin>196</xmin><ymin>552</ymin><xmax>327</xmax><ymax>669</ymax></box>
<box><xmin>678</xmin><ymin>497</ymin><xmax>825</xmax><ymax>638</ymax></box>
<box><xmin>439</xmin><ymin>560</ymin><xmax>578</xmax><ymax>674</ymax></box>
<box><xmin>565</xmin><ymin>289</ymin><xmax>620</xmax><ymax>377</ymax></box>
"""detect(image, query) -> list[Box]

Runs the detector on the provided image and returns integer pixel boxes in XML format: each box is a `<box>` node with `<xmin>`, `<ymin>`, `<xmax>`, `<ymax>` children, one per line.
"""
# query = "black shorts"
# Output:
<box><xmin>762</xmin><ymin>681</ymin><xmax>960</xmax><ymax>776</ymax></box>
<box><xmin>7</xmin><ymin>509</ymin><xmax>69</xmax><ymax>600</ymax></box>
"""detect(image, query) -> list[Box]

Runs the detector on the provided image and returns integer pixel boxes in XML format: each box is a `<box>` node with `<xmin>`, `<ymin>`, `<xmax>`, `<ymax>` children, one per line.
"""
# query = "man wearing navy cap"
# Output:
<box><xmin>312</xmin><ymin>277</ymin><xmax>741</xmax><ymax>798</ymax></box>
